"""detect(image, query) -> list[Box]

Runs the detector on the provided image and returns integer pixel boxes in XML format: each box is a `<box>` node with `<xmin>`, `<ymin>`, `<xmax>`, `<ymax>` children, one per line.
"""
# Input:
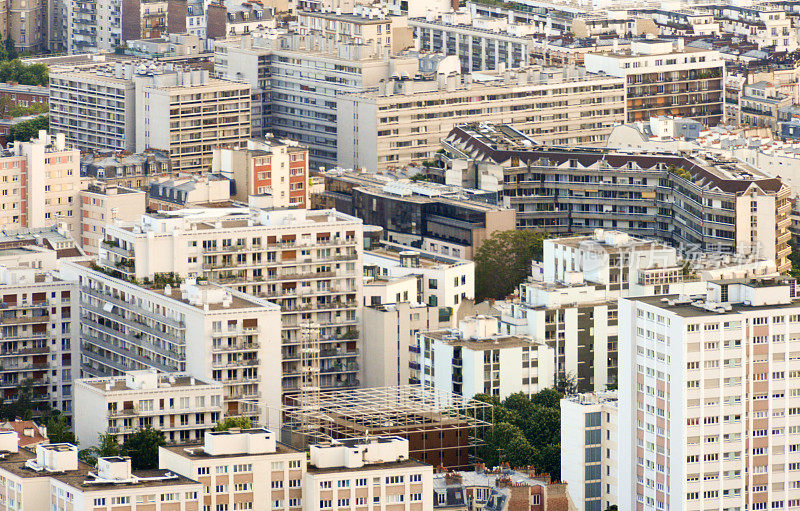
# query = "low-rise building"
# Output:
<box><xmin>74</xmin><ymin>370</ymin><xmax>224</xmax><ymax>448</ymax></box>
<box><xmin>147</xmin><ymin>174</ymin><xmax>232</xmax><ymax>212</ymax></box>
<box><xmin>81</xmin><ymin>150</ymin><xmax>173</xmax><ymax>190</ymax></box>
<box><xmin>0</xmin><ymin>439</ymin><xmax>203</xmax><ymax>511</ymax></box>
<box><xmin>561</xmin><ymin>392</ymin><xmax>618</xmax><ymax>511</ymax></box>
<box><xmin>738</xmin><ymin>80</ymin><xmax>792</xmax><ymax>131</ymax></box>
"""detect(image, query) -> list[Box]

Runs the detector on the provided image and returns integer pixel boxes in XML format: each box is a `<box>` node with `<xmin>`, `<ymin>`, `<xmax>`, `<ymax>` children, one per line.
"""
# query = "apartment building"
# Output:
<box><xmin>561</xmin><ymin>392</ymin><xmax>618</xmax><ymax>511</ymax></box>
<box><xmin>337</xmin><ymin>65</ymin><xmax>625</xmax><ymax>171</ymax></box>
<box><xmin>81</xmin><ymin>150</ymin><xmax>173</xmax><ymax>190</ymax></box>
<box><xmin>7</xmin><ymin>0</ymin><xmax>45</xmax><ymax>53</ymax></box>
<box><xmin>584</xmin><ymin>38</ymin><xmax>725</xmax><ymax>126</ymax></box>
<box><xmin>0</xmin><ymin>439</ymin><xmax>203</xmax><ymax>511</ymax></box>
<box><xmin>738</xmin><ymin>80</ymin><xmax>792</xmax><ymax>131</ymax></box>
<box><xmin>0</xmin><ymin>83</ymin><xmax>48</xmax><ymax>108</ymax></box>
<box><xmin>67</xmin><ymin>0</ymin><xmax>188</xmax><ymax>53</ymax></box>
<box><xmin>702</xmin><ymin>4</ymin><xmax>797</xmax><ymax>52</ymax></box>
<box><xmin>362</xmin><ymin>300</ymin><xmax>452</xmax><ymax>388</ymax></box>
<box><xmin>503</xmin><ymin>229</ymin><xmax>777</xmax><ymax>393</ymax></box>
<box><xmin>134</xmin><ymin>68</ymin><xmax>251</xmax><ymax>173</ymax></box>
<box><xmin>418</xmin><ymin>314</ymin><xmax>554</xmax><ymax>399</ymax></box>
<box><xmin>214</xmin><ymin>30</ymin><xmax>418</xmax><ymax>169</ymax></box>
<box><xmin>74</xmin><ymin>370</ymin><xmax>224</xmax><ymax>447</ymax></box>
<box><xmin>97</xmin><ymin>207</ymin><xmax>363</xmax><ymax>395</ymax></box>
<box><xmin>212</xmin><ymin>138</ymin><xmax>309</xmax><ymax>207</ymax></box>
<box><xmin>159</xmin><ymin>428</ymin><xmax>307</xmax><ymax>511</ymax></box>
<box><xmin>365</xmin><ymin>244</ymin><xmax>474</xmax><ymax>309</ymax></box>
<box><xmin>147</xmin><ymin>174</ymin><xmax>231</xmax><ymax>212</ymax></box>
<box><xmin>0</xmin><ymin>242</ymin><xmax>79</xmax><ymax>416</ymax></box>
<box><xmin>297</xmin><ymin>11</ymin><xmax>399</xmax><ymax>58</ymax></box>
<box><xmin>410</xmin><ymin>11</ymin><xmax>535</xmax><ymax>73</ymax></box>
<box><xmin>304</xmin><ymin>437</ymin><xmax>433</xmax><ymax>511</ymax></box>
<box><xmin>59</xmin><ymin>261</ymin><xmax>283</xmax><ymax>425</ymax></box>
<box><xmin>49</xmin><ymin>63</ymin><xmax>138</xmax><ymax>153</ymax></box>
<box><xmin>618</xmin><ymin>277</ymin><xmax>800</xmax><ymax>511</ymax></box>
<box><xmin>0</xmin><ymin>132</ymin><xmax>82</xmax><ymax>235</ymax></box>
<box><xmin>79</xmin><ymin>184</ymin><xmax>146</xmax><ymax>255</ymax></box>
<box><xmin>443</xmin><ymin>124</ymin><xmax>792</xmax><ymax>273</ymax></box>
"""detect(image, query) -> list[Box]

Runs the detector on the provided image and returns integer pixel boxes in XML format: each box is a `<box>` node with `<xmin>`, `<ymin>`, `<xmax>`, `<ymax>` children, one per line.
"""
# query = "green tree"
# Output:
<box><xmin>121</xmin><ymin>427</ymin><xmax>166</xmax><ymax>470</ymax></box>
<box><xmin>8</xmin><ymin>114</ymin><xmax>48</xmax><ymax>142</ymax></box>
<box><xmin>46</xmin><ymin>413</ymin><xmax>76</xmax><ymax>444</ymax></box>
<box><xmin>95</xmin><ymin>433</ymin><xmax>122</xmax><ymax>457</ymax></box>
<box><xmin>5</xmin><ymin>36</ymin><xmax>17</xmax><ymax>61</ymax></box>
<box><xmin>533</xmin><ymin>443</ymin><xmax>561</xmax><ymax>481</ymax></box>
<box><xmin>554</xmin><ymin>371</ymin><xmax>578</xmax><ymax>396</ymax></box>
<box><xmin>214</xmin><ymin>416</ymin><xmax>252</xmax><ymax>431</ymax></box>
<box><xmin>529</xmin><ymin>388</ymin><xmax>562</xmax><ymax>409</ymax></box>
<box><xmin>473</xmin><ymin>230</ymin><xmax>546</xmax><ymax>300</ymax></box>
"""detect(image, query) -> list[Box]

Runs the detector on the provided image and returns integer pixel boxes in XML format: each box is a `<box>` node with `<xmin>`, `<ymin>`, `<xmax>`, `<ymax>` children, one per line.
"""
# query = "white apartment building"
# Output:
<box><xmin>49</xmin><ymin>64</ymin><xmax>137</xmax><ymax>153</ymax></box>
<box><xmin>0</xmin><ymin>438</ymin><xmax>203</xmax><ymax>511</ymax></box>
<box><xmin>305</xmin><ymin>437</ymin><xmax>433</xmax><ymax>511</ymax></box>
<box><xmin>337</xmin><ymin>65</ymin><xmax>625</xmax><ymax>171</ymax></box>
<box><xmin>59</xmin><ymin>261</ymin><xmax>283</xmax><ymax>426</ymax></box>
<box><xmin>97</xmin><ymin>208</ymin><xmax>364</xmax><ymax>394</ymax></box>
<box><xmin>159</xmin><ymin>428</ymin><xmax>307</xmax><ymax>511</ymax></box>
<box><xmin>364</xmin><ymin>245</ymin><xmax>474</xmax><ymax>309</ymax></box>
<box><xmin>361</xmin><ymin>300</ymin><xmax>452</xmax><ymax>388</ymax></box>
<box><xmin>134</xmin><ymin>68</ymin><xmax>251</xmax><ymax>173</ymax></box>
<box><xmin>79</xmin><ymin>184</ymin><xmax>146</xmax><ymax>255</ymax></box>
<box><xmin>504</xmin><ymin>229</ymin><xmax>778</xmax><ymax>393</ymax></box>
<box><xmin>618</xmin><ymin>277</ymin><xmax>800</xmax><ymax>511</ymax></box>
<box><xmin>561</xmin><ymin>392</ymin><xmax>618</xmax><ymax>511</ymax></box>
<box><xmin>0</xmin><ymin>243</ymin><xmax>79</xmax><ymax>416</ymax></box>
<box><xmin>74</xmin><ymin>370</ymin><xmax>224</xmax><ymax>448</ymax></box>
<box><xmin>702</xmin><ymin>4</ymin><xmax>797</xmax><ymax>52</ymax></box>
<box><xmin>419</xmin><ymin>315</ymin><xmax>555</xmax><ymax>399</ymax></box>
<box><xmin>214</xmin><ymin>30</ymin><xmax>418</xmax><ymax>169</ymax></box>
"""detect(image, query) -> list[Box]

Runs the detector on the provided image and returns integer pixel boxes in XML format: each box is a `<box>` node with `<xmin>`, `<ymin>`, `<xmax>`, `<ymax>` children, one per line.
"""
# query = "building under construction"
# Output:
<box><xmin>282</xmin><ymin>385</ymin><xmax>492</xmax><ymax>470</ymax></box>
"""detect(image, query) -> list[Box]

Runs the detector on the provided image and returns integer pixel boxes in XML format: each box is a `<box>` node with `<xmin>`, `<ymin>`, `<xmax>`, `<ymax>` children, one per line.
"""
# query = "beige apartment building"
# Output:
<box><xmin>79</xmin><ymin>184</ymin><xmax>146</xmax><ymax>255</ymax></box>
<box><xmin>97</xmin><ymin>208</ymin><xmax>364</xmax><ymax>396</ymax></box>
<box><xmin>135</xmin><ymin>69</ymin><xmax>251</xmax><ymax>174</ymax></box>
<box><xmin>159</xmin><ymin>428</ymin><xmax>307</xmax><ymax>511</ymax></box>
<box><xmin>74</xmin><ymin>370</ymin><xmax>224</xmax><ymax>448</ymax></box>
<box><xmin>8</xmin><ymin>0</ymin><xmax>45</xmax><ymax>52</ymax></box>
<box><xmin>0</xmin><ymin>132</ymin><xmax>82</xmax><ymax>235</ymax></box>
<box><xmin>336</xmin><ymin>65</ymin><xmax>625</xmax><ymax>171</ymax></box>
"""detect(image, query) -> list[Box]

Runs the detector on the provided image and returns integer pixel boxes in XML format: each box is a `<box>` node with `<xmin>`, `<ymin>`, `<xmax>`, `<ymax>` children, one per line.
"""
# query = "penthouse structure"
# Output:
<box><xmin>59</xmin><ymin>261</ymin><xmax>283</xmax><ymax>425</ymax></box>
<box><xmin>336</xmin><ymin>65</ymin><xmax>625</xmax><ymax>171</ymax></box>
<box><xmin>0</xmin><ymin>236</ymin><xmax>80</xmax><ymax>416</ymax></box>
<box><xmin>97</xmin><ymin>208</ymin><xmax>363</xmax><ymax>395</ymax></box>
<box><xmin>443</xmin><ymin>123</ymin><xmax>792</xmax><ymax>273</ymax></box>
<box><xmin>79</xmin><ymin>184</ymin><xmax>146</xmax><ymax>255</ymax></box>
<box><xmin>618</xmin><ymin>277</ymin><xmax>800</xmax><ymax>511</ymax></box>
<box><xmin>315</xmin><ymin>169</ymin><xmax>515</xmax><ymax>260</ymax></box>
<box><xmin>74</xmin><ymin>370</ymin><xmax>224</xmax><ymax>447</ymax></box>
<box><xmin>584</xmin><ymin>38</ymin><xmax>725</xmax><ymax>126</ymax></box>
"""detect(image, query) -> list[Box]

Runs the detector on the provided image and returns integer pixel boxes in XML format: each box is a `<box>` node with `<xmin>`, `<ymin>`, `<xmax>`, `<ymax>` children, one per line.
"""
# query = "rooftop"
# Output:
<box><xmin>423</xmin><ymin>329</ymin><xmax>536</xmax><ymax>350</ymax></box>
<box><xmin>307</xmin><ymin>458</ymin><xmax>428</xmax><ymax>475</ymax></box>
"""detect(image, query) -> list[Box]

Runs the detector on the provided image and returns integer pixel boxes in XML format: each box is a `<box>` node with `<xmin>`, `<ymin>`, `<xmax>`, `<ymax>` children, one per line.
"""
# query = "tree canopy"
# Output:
<box><xmin>473</xmin><ymin>389</ymin><xmax>563</xmax><ymax>480</ymax></box>
<box><xmin>8</xmin><ymin>115</ymin><xmax>48</xmax><ymax>143</ymax></box>
<box><xmin>0</xmin><ymin>59</ymin><xmax>47</xmax><ymax>86</ymax></box>
<box><xmin>121</xmin><ymin>427</ymin><xmax>166</xmax><ymax>470</ymax></box>
<box><xmin>214</xmin><ymin>416</ymin><xmax>252</xmax><ymax>431</ymax></box>
<box><xmin>474</xmin><ymin>230</ymin><xmax>546</xmax><ymax>300</ymax></box>
<box><xmin>46</xmin><ymin>413</ymin><xmax>76</xmax><ymax>444</ymax></box>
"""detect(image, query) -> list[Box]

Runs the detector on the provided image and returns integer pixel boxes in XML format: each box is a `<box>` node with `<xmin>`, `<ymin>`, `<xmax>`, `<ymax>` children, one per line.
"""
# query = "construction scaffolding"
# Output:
<box><xmin>283</xmin><ymin>385</ymin><xmax>494</xmax><ymax>469</ymax></box>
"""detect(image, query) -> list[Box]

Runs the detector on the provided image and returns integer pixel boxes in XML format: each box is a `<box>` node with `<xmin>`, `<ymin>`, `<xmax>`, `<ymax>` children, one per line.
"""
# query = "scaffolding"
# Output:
<box><xmin>283</xmin><ymin>385</ymin><xmax>493</xmax><ymax>468</ymax></box>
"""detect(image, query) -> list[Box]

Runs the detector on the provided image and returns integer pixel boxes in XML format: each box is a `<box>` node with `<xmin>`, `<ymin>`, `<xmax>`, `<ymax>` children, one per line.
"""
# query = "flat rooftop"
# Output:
<box><xmin>161</xmin><ymin>441</ymin><xmax>301</xmax><ymax>459</ymax></box>
<box><xmin>423</xmin><ymin>330</ymin><xmax>535</xmax><ymax>350</ymax></box>
<box><xmin>308</xmin><ymin>458</ymin><xmax>428</xmax><ymax>475</ymax></box>
<box><xmin>79</xmin><ymin>374</ymin><xmax>219</xmax><ymax>392</ymax></box>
